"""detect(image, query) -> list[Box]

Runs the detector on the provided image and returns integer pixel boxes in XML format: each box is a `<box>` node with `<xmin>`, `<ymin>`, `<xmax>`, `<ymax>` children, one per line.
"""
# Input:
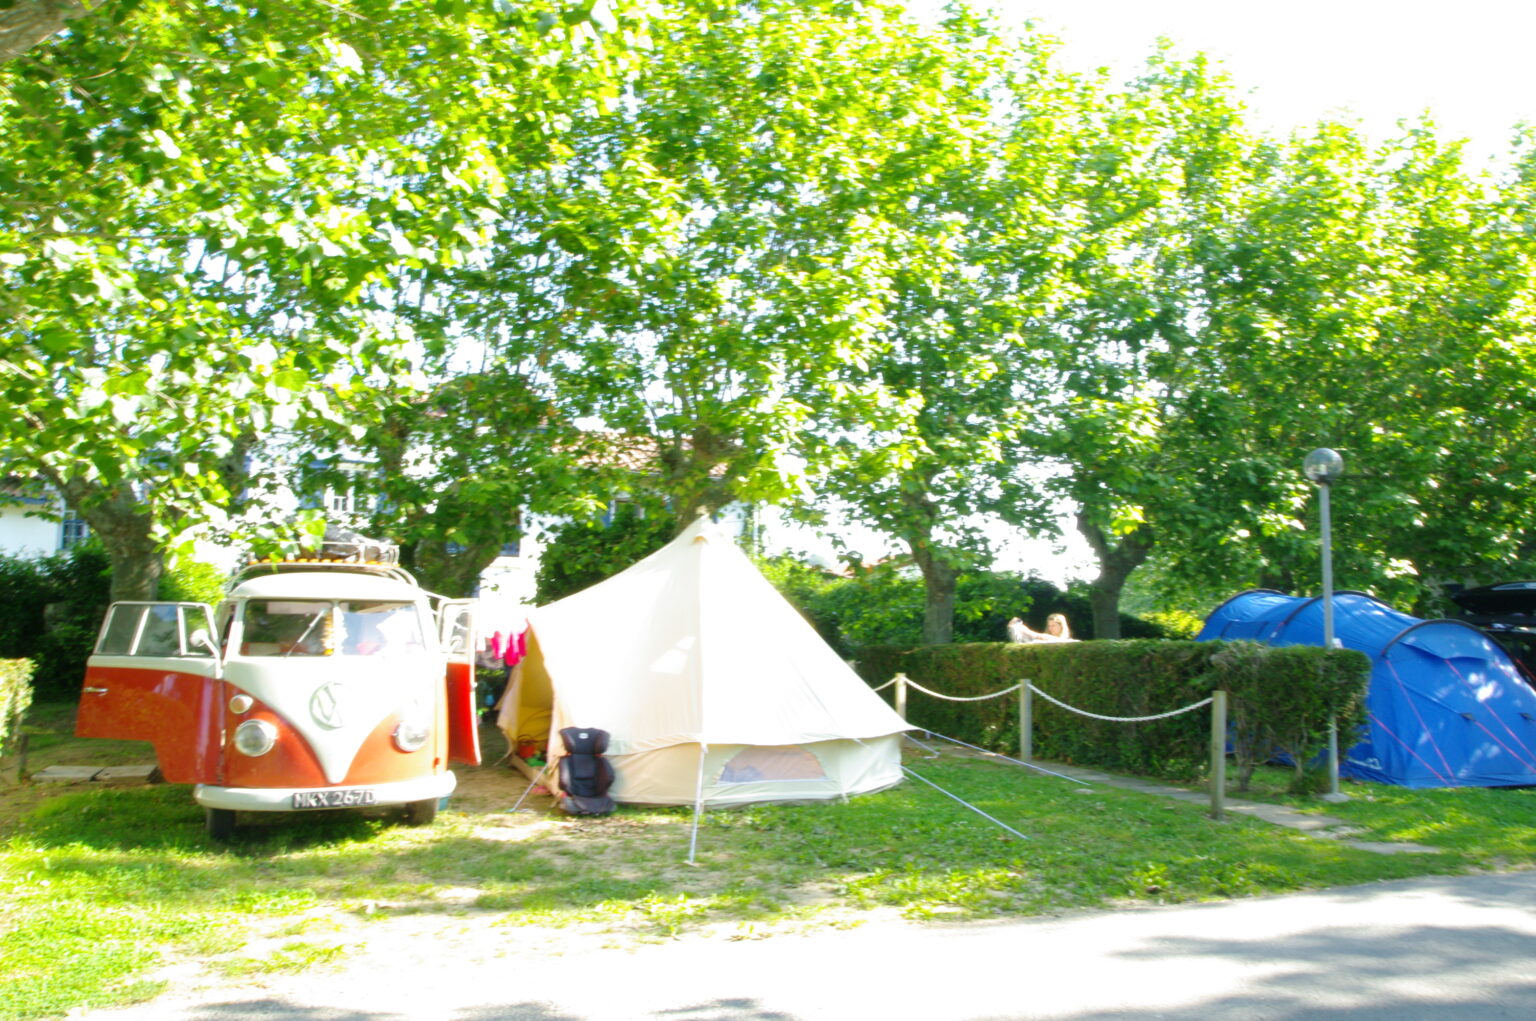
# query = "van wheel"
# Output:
<box><xmin>205</xmin><ymin>807</ymin><xmax>236</xmax><ymax>840</ymax></box>
<box><xmin>403</xmin><ymin>798</ymin><xmax>438</xmax><ymax>826</ymax></box>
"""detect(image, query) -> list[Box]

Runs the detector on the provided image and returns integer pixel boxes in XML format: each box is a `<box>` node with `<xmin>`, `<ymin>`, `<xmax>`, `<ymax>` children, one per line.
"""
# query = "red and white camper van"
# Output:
<box><xmin>75</xmin><ymin>541</ymin><xmax>481</xmax><ymax>838</ymax></box>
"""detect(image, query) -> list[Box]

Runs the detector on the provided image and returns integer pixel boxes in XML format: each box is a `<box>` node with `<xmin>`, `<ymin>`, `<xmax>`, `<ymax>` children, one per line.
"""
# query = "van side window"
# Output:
<box><xmin>97</xmin><ymin>606</ymin><xmax>143</xmax><ymax>656</ymax></box>
<box><xmin>95</xmin><ymin>603</ymin><xmax>216</xmax><ymax>657</ymax></box>
<box><xmin>441</xmin><ymin>606</ymin><xmax>473</xmax><ymax>656</ymax></box>
<box><xmin>136</xmin><ymin>605</ymin><xmax>182</xmax><ymax>657</ymax></box>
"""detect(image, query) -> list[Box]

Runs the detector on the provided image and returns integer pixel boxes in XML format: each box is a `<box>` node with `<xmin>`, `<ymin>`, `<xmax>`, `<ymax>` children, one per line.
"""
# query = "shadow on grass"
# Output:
<box><xmin>18</xmin><ymin>784</ymin><xmax>389</xmax><ymax>853</ymax></box>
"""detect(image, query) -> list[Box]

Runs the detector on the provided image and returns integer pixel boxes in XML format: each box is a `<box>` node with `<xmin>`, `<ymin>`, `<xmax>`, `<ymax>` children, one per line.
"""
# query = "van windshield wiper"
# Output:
<box><xmin>285</xmin><ymin>609</ymin><xmax>329</xmax><ymax>658</ymax></box>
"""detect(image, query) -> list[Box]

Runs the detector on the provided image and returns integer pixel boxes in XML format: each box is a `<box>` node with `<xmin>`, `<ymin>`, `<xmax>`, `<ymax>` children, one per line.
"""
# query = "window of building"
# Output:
<box><xmin>61</xmin><ymin>515</ymin><xmax>90</xmax><ymax>549</ymax></box>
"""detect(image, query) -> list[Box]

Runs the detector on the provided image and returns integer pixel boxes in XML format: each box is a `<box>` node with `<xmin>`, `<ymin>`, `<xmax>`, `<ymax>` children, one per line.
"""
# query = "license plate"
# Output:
<box><xmin>291</xmin><ymin>789</ymin><xmax>377</xmax><ymax>809</ymax></box>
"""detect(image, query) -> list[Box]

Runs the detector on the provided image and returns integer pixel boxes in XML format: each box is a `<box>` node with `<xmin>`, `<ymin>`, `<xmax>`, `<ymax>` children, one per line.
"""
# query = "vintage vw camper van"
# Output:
<box><xmin>76</xmin><ymin>543</ymin><xmax>481</xmax><ymax>838</ymax></box>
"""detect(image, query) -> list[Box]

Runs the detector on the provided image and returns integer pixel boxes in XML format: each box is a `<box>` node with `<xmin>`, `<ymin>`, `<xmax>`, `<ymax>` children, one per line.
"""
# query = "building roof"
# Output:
<box><xmin>0</xmin><ymin>475</ymin><xmax>52</xmax><ymax>507</ymax></box>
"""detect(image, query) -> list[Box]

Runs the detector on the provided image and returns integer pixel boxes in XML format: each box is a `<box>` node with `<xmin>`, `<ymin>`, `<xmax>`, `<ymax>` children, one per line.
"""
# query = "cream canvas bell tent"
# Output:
<box><xmin>499</xmin><ymin>517</ymin><xmax>909</xmax><ymax>807</ymax></box>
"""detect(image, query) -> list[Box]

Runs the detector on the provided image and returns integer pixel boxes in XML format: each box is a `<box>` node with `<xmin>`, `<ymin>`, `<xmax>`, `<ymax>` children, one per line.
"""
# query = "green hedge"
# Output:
<box><xmin>0</xmin><ymin>544</ymin><xmax>229</xmax><ymax>699</ymax></box>
<box><xmin>0</xmin><ymin>544</ymin><xmax>110</xmax><ymax>699</ymax></box>
<box><xmin>0</xmin><ymin>658</ymin><xmax>35</xmax><ymax>754</ymax></box>
<box><xmin>854</xmin><ymin>640</ymin><xmax>1370</xmax><ymax>784</ymax></box>
<box><xmin>1212</xmin><ymin>640</ymin><xmax>1371</xmax><ymax>791</ymax></box>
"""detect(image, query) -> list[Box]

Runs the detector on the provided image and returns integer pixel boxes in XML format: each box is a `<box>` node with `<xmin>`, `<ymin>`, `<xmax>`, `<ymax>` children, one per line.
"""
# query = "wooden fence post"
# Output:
<box><xmin>1019</xmin><ymin>680</ymin><xmax>1032</xmax><ymax>763</ymax></box>
<box><xmin>893</xmin><ymin>673</ymin><xmax>908</xmax><ymax>723</ymax></box>
<box><xmin>1210</xmin><ymin>689</ymin><xmax>1227</xmax><ymax>820</ymax></box>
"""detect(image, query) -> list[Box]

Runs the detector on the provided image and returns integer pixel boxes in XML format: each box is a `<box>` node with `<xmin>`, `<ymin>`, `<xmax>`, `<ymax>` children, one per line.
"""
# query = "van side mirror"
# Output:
<box><xmin>189</xmin><ymin>628</ymin><xmax>220</xmax><ymax>659</ymax></box>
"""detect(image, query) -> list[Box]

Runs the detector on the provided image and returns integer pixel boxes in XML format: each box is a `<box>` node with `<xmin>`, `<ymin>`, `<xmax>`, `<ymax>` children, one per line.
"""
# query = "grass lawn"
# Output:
<box><xmin>2</xmin><ymin>702</ymin><xmax>1534</xmax><ymax>1020</ymax></box>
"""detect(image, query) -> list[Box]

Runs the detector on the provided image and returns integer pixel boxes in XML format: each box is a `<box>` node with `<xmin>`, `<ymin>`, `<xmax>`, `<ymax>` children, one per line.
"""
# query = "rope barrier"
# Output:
<box><xmin>901</xmin><ymin>677</ymin><xmax>1022</xmax><ymax>702</ymax></box>
<box><xmin>882</xmin><ymin>672</ymin><xmax>1209</xmax><ymax>722</ymax></box>
<box><xmin>1026</xmin><ymin>683</ymin><xmax>1212</xmax><ymax>723</ymax></box>
<box><xmin>876</xmin><ymin>672</ymin><xmax>1228</xmax><ymax>820</ymax></box>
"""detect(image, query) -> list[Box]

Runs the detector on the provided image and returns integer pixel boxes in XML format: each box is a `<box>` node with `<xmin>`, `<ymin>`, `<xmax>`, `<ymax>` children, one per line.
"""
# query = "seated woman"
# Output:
<box><xmin>1007</xmin><ymin>613</ymin><xmax>1077</xmax><ymax>643</ymax></box>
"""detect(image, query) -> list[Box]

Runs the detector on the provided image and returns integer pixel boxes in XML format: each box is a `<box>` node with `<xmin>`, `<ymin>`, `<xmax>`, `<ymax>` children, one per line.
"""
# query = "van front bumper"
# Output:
<box><xmin>193</xmin><ymin>772</ymin><xmax>456</xmax><ymax>812</ymax></box>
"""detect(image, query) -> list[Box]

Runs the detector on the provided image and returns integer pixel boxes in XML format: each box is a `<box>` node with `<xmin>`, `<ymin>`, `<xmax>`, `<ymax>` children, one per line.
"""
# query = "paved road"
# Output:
<box><xmin>81</xmin><ymin>871</ymin><xmax>1536</xmax><ymax>1021</ymax></box>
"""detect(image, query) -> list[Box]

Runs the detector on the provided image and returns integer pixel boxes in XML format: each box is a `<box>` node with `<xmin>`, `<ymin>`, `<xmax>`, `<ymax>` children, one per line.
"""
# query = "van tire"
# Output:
<box><xmin>403</xmin><ymin>798</ymin><xmax>438</xmax><ymax>826</ymax></box>
<box><xmin>205</xmin><ymin>807</ymin><xmax>236</xmax><ymax>840</ymax></box>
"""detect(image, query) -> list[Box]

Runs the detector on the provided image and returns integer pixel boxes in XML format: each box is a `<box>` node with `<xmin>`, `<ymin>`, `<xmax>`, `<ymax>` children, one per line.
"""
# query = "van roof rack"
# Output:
<box><xmin>233</xmin><ymin>538</ymin><xmax>418</xmax><ymax>587</ymax></box>
<box><xmin>305</xmin><ymin>536</ymin><xmax>399</xmax><ymax>564</ymax></box>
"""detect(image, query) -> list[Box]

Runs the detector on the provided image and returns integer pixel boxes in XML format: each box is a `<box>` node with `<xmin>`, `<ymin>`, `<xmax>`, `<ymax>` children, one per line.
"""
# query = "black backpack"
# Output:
<box><xmin>557</xmin><ymin>726</ymin><xmax>616</xmax><ymax>816</ymax></box>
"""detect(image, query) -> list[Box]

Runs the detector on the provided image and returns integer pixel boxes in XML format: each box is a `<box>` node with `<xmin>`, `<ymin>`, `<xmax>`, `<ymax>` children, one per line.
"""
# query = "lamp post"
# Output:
<box><xmin>1303</xmin><ymin>447</ymin><xmax>1347</xmax><ymax>802</ymax></box>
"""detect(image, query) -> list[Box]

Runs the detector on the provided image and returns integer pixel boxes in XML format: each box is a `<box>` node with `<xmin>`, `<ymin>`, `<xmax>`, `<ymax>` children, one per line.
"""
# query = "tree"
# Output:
<box><xmin>0</xmin><ymin>0</ymin><xmax>641</xmax><ymax>599</ymax></box>
<box><xmin>458</xmin><ymin>0</ymin><xmax>1029</xmax><ymax>558</ymax></box>
<box><xmin>1148</xmin><ymin>118</ymin><xmax>1536</xmax><ymax>613</ymax></box>
<box><xmin>795</xmin><ymin>10</ymin><xmax>1079</xmax><ymax>643</ymax></box>
<box><xmin>1004</xmin><ymin>49</ymin><xmax>1264</xmax><ymax>638</ymax></box>
<box><xmin>292</xmin><ymin>365</ymin><xmax>626</xmax><ymax>598</ymax></box>
<box><xmin>1342</xmin><ymin>126</ymin><xmax>1536</xmax><ymax>604</ymax></box>
<box><xmin>534</xmin><ymin>503</ymin><xmax>676</xmax><ymax>602</ymax></box>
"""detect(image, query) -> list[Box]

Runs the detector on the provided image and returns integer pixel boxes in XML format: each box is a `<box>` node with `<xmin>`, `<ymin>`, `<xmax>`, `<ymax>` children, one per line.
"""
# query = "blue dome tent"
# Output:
<box><xmin>1198</xmin><ymin>590</ymin><xmax>1536</xmax><ymax>788</ymax></box>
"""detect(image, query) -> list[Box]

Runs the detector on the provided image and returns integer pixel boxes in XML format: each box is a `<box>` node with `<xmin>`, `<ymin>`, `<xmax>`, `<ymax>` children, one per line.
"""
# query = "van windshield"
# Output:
<box><xmin>241</xmin><ymin>601</ymin><xmax>332</xmax><ymax>657</ymax></box>
<box><xmin>337</xmin><ymin>601</ymin><xmax>425</xmax><ymax>655</ymax></box>
<box><xmin>240</xmin><ymin>600</ymin><xmax>425</xmax><ymax>657</ymax></box>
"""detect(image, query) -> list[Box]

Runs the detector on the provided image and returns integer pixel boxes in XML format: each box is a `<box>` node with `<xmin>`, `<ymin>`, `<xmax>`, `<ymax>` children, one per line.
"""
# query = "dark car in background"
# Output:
<box><xmin>1450</xmin><ymin>581</ymin><xmax>1536</xmax><ymax>686</ymax></box>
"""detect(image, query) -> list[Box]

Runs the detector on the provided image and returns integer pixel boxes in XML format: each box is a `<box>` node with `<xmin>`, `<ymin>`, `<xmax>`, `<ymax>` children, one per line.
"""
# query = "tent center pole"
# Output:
<box><xmin>686</xmin><ymin>743</ymin><xmax>708</xmax><ymax>865</ymax></box>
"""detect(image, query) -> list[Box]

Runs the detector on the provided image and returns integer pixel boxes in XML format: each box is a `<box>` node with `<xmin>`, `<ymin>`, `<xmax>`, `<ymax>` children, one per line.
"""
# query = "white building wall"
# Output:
<box><xmin>0</xmin><ymin>502</ymin><xmax>66</xmax><ymax>557</ymax></box>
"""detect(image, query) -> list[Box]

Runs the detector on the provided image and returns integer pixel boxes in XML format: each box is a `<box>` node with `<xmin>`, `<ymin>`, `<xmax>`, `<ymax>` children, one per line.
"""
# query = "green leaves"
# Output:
<box><xmin>9</xmin><ymin>0</ymin><xmax>1536</xmax><ymax>623</ymax></box>
<box><xmin>0</xmin><ymin>0</ymin><xmax>654</xmax><ymax>596</ymax></box>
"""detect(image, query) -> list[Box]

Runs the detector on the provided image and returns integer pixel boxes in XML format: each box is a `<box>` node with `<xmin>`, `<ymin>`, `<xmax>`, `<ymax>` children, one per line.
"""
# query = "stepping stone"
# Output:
<box><xmin>31</xmin><ymin>765</ymin><xmax>103</xmax><ymax>781</ymax></box>
<box><xmin>96</xmin><ymin>765</ymin><xmax>159</xmax><ymax>782</ymax></box>
<box><xmin>1345</xmin><ymin>840</ymin><xmax>1443</xmax><ymax>855</ymax></box>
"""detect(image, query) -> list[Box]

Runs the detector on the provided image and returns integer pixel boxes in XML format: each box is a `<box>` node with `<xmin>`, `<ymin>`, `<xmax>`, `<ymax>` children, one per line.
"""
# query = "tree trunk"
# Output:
<box><xmin>909</xmin><ymin>540</ymin><xmax>958</xmax><ymax>645</ymax></box>
<box><xmin>1258</xmin><ymin>568</ymin><xmax>1296</xmax><ymax>594</ymax></box>
<box><xmin>407</xmin><ymin>537</ymin><xmax>506</xmax><ymax>599</ymax></box>
<box><xmin>1076</xmin><ymin>514</ymin><xmax>1154</xmax><ymax>640</ymax></box>
<box><xmin>660</xmin><ymin>425</ymin><xmax>740</xmax><ymax>535</ymax></box>
<box><xmin>0</xmin><ymin>0</ymin><xmax>85</xmax><ymax>64</ymax></box>
<box><xmin>53</xmin><ymin>479</ymin><xmax>163</xmax><ymax>602</ymax></box>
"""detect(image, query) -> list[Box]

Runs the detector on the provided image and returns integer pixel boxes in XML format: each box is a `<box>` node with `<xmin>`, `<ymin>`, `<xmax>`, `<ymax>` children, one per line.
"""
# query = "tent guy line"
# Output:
<box><xmin>912</xmin><ymin>729</ymin><xmax>1091</xmax><ymax>786</ymax></box>
<box><xmin>897</xmin><ymin>762</ymin><xmax>1031</xmax><ymax>841</ymax></box>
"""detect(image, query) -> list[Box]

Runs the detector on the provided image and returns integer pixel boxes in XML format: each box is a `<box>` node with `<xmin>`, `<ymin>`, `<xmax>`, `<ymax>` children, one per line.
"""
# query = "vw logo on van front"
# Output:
<box><xmin>309</xmin><ymin>682</ymin><xmax>348</xmax><ymax>729</ymax></box>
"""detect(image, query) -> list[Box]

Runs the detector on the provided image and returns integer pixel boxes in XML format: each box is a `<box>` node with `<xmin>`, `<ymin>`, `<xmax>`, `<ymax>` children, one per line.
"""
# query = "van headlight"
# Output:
<box><xmin>394</xmin><ymin>719</ymin><xmax>430</xmax><ymax>752</ymax></box>
<box><xmin>234</xmin><ymin>719</ymin><xmax>278</xmax><ymax>757</ymax></box>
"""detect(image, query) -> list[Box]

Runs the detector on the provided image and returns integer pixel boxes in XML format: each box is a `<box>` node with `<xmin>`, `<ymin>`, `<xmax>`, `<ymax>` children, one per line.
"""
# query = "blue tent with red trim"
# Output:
<box><xmin>1198</xmin><ymin>590</ymin><xmax>1536</xmax><ymax>788</ymax></box>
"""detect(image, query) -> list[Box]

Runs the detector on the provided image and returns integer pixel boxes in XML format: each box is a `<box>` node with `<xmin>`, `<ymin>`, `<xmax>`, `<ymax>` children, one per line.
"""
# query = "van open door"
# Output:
<box><xmin>76</xmin><ymin>602</ymin><xmax>224</xmax><ymax>784</ymax></box>
<box><xmin>439</xmin><ymin>600</ymin><xmax>482</xmax><ymax>767</ymax></box>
